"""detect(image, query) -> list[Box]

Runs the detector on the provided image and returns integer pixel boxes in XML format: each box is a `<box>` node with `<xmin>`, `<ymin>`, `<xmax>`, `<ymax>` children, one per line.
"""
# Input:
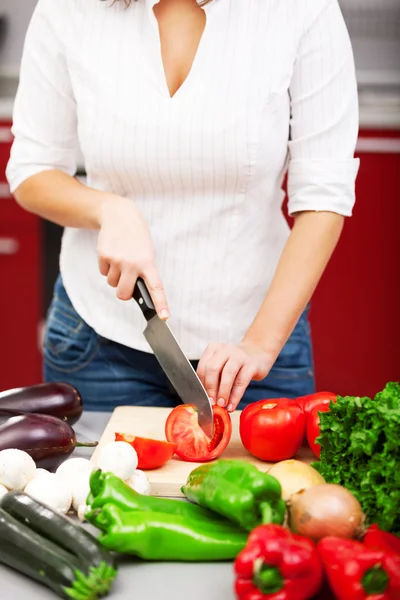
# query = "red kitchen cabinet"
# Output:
<box><xmin>0</xmin><ymin>121</ymin><xmax>42</xmax><ymax>391</ymax></box>
<box><xmin>308</xmin><ymin>130</ymin><xmax>400</xmax><ymax>397</ymax></box>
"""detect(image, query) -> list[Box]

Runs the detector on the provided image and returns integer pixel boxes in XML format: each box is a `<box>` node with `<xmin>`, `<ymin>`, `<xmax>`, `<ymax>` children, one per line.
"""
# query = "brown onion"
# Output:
<box><xmin>288</xmin><ymin>483</ymin><xmax>365</xmax><ymax>541</ymax></box>
<box><xmin>267</xmin><ymin>460</ymin><xmax>325</xmax><ymax>501</ymax></box>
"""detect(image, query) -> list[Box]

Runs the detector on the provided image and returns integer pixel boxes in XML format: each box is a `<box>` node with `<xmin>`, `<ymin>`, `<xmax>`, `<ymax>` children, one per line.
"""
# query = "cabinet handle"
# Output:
<box><xmin>356</xmin><ymin>138</ymin><xmax>400</xmax><ymax>154</ymax></box>
<box><xmin>0</xmin><ymin>127</ymin><xmax>13</xmax><ymax>143</ymax></box>
<box><xmin>0</xmin><ymin>238</ymin><xmax>19</xmax><ymax>255</ymax></box>
<box><xmin>0</xmin><ymin>183</ymin><xmax>11</xmax><ymax>199</ymax></box>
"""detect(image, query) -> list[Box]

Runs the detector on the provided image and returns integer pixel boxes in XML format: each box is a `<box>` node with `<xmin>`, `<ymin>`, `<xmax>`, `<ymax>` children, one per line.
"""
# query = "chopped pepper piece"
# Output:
<box><xmin>182</xmin><ymin>460</ymin><xmax>286</xmax><ymax>531</ymax></box>
<box><xmin>318</xmin><ymin>537</ymin><xmax>400</xmax><ymax>600</ymax></box>
<box><xmin>94</xmin><ymin>503</ymin><xmax>248</xmax><ymax>561</ymax></box>
<box><xmin>88</xmin><ymin>469</ymin><xmax>223</xmax><ymax>522</ymax></box>
<box><xmin>234</xmin><ymin>524</ymin><xmax>323</xmax><ymax>600</ymax></box>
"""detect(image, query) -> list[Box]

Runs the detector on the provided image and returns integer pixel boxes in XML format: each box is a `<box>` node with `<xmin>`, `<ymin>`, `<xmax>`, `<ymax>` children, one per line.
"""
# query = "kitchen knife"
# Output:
<box><xmin>133</xmin><ymin>278</ymin><xmax>214</xmax><ymax>439</ymax></box>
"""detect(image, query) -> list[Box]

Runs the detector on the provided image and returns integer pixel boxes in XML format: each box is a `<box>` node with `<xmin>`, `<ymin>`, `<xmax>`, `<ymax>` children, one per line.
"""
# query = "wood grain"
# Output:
<box><xmin>91</xmin><ymin>406</ymin><xmax>314</xmax><ymax>497</ymax></box>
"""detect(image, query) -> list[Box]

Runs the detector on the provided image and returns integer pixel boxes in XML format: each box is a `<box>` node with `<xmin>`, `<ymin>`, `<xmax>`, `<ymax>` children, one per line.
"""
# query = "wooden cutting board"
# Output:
<box><xmin>91</xmin><ymin>406</ymin><xmax>314</xmax><ymax>497</ymax></box>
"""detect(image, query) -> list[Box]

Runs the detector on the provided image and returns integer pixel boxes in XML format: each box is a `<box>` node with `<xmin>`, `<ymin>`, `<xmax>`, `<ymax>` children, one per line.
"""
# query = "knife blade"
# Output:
<box><xmin>133</xmin><ymin>278</ymin><xmax>214</xmax><ymax>439</ymax></box>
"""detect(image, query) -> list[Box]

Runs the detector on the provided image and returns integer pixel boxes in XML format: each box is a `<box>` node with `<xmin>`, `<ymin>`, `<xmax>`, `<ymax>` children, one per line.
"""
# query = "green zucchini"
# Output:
<box><xmin>0</xmin><ymin>507</ymin><xmax>111</xmax><ymax>599</ymax></box>
<box><xmin>0</xmin><ymin>495</ymin><xmax>117</xmax><ymax>600</ymax></box>
<box><xmin>0</xmin><ymin>491</ymin><xmax>115</xmax><ymax>571</ymax></box>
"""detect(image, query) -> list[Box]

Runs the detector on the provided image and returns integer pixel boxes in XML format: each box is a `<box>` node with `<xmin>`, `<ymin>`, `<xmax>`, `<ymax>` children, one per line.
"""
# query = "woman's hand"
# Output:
<box><xmin>197</xmin><ymin>342</ymin><xmax>275</xmax><ymax>412</ymax></box>
<box><xmin>97</xmin><ymin>196</ymin><xmax>169</xmax><ymax>318</ymax></box>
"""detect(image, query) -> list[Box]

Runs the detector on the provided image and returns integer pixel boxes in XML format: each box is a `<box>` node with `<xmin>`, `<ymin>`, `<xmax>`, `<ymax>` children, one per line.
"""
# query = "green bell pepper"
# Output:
<box><xmin>181</xmin><ymin>459</ymin><xmax>286</xmax><ymax>531</ymax></box>
<box><xmin>96</xmin><ymin>503</ymin><xmax>248</xmax><ymax>561</ymax></box>
<box><xmin>88</xmin><ymin>470</ymin><xmax>224</xmax><ymax>522</ymax></box>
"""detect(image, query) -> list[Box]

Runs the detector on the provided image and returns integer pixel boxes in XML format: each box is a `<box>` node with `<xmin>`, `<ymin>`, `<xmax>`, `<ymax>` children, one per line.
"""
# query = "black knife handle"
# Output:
<box><xmin>133</xmin><ymin>278</ymin><xmax>157</xmax><ymax>321</ymax></box>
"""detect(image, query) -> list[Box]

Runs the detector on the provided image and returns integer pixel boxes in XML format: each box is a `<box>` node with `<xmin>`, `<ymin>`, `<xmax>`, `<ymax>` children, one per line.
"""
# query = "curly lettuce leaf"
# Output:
<box><xmin>316</xmin><ymin>382</ymin><xmax>400</xmax><ymax>534</ymax></box>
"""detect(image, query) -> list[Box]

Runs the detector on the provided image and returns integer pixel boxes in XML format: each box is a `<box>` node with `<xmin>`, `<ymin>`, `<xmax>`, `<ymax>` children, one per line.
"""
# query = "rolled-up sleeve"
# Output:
<box><xmin>287</xmin><ymin>0</ymin><xmax>360</xmax><ymax>217</ymax></box>
<box><xmin>6</xmin><ymin>0</ymin><xmax>77</xmax><ymax>193</ymax></box>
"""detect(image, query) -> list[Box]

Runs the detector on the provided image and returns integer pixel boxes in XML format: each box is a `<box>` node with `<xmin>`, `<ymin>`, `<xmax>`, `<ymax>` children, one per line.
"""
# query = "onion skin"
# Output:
<box><xmin>288</xmin><ymin>484</ymin><xmax>365</xmax><ymax>542</ymax></box>
<box><xmin>267</xmin><ymin>460</ymin><xmax>325</xmax><ymax>501</ymax></box>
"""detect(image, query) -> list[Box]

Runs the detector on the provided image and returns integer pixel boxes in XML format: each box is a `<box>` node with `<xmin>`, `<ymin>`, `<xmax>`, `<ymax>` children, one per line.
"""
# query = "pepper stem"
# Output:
<box><xmin>75</xmin><ymin>441</ymin><xmax>98</xmax><ymax>448</ymax></box>
<box><xmin>253</xmin><ymin>560</ymin><xmax>284</xmax><ymax>595</ymax></box>
<box><xmin>362</xmin><ymin>567</ymin><xmax>389</xmax><ymax>595</ymax></box>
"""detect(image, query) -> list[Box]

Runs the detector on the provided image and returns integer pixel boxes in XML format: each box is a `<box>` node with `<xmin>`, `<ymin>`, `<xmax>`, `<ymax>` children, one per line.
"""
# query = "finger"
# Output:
<box><xmin>143</xmin><ymin>266</ymin><xmax>169</xmax><ymax>319</ymax></box>
<box><xmin>116</xmin><ymin>270</ymin><xmax>138</xmax><ymax>301</ymax></box>
<box><xmin>107</xmin><ymin>264</ymin><xmax>121</xmax><ymax>288</ymax></box>
<box><xmin>99</xmin><ymin>257</ymin><xmax>110</xmax><ymax>277</ymax></box>
<box><xmin>197</xmin><ymin>344</ymin><xmax>220</xmax><ymax>384</ymax></box>
<box><xmin>203</xmin><ymin>349</ymin><xmax>231</xmax><ymax>404</ymax></box>
<box><xmin>217</xmin><ymin>357</ymin><xmax>243</xmax><ymax>407</ymax></box>
<box><xmin>227</xmin><ymin>366</ymin><xmax>255</xmax><ymax>412</ymax></box>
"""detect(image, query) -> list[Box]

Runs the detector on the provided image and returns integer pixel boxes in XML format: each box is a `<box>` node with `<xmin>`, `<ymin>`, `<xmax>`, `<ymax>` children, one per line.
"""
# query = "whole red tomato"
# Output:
<box><xmin>296</xmin><ymin>392</ymin><xmax>337</xmax><ymax>416</ymax></box>
<box><xmin>307</xmin><ymin>404</ymin><xmax>331</xmax><ymax>458</ymax></box>
<box><xmin>165</xmin><ymin>404</ymin><xmax>232</xmax><ymax>462</ymax></box>
<box><xmin>239</xmin><ymin>398</ymin><xmax>306</xmax><ymax>462</ymax></box>
<box><xmin>114</xmin><ymin>433</ymin><xmax>177</xmax><ymax>470</ymax></box>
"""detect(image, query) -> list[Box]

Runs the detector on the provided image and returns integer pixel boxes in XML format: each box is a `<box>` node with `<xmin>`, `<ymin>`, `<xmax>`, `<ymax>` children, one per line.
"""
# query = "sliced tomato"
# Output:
<box><xmin>165</xmin><ymin>405</ymin><xmax>232</xmax><ymax>462</ymax></box>
<box><xmin>296</xmin><ymin>391</ymin><xmax>337</xmax><ymax>416</ymax></box>
<box><xmin>239</xmin><ymin>398</ymin><xmax>306</xmax><ymax>462</ymax></box>
<box><xmin>114</xmin><ymin>433</ymin><xmax>177</xmax><ymax>470</ymax></box>
<box><xmin>306</xmin><ymin>404</ymin><xmax>331</xmax><ymax>458</ymax></box>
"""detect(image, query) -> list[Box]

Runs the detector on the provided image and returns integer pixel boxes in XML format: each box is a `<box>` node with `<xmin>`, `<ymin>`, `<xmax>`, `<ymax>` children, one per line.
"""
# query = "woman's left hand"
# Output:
<box><xmin>196</xmin><ymin>342</ymin><xmax>275</xmax><ymax>412</ymax></box>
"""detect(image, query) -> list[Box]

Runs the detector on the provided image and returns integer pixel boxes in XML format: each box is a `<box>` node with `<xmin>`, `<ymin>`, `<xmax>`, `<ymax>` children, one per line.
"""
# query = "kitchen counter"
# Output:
<box><xmin>0</xmin><ymin>411</ymin><xmax>238</xmax><ymax>600</ymax></box>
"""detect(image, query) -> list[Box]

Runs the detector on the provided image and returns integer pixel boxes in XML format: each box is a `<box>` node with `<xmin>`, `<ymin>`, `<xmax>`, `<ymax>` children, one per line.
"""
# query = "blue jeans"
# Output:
<box><xmin>43</xmin><ymin>275</ymin><xmax>315</xmax><ymax>411</ymax></box>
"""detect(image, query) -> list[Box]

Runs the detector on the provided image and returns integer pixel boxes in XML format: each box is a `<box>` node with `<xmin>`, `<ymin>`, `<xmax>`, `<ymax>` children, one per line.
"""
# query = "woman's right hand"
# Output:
<box><xmin>97</xmin><ymin>196</ymin><xmax>169</xmax><ymax>319</ymax></box>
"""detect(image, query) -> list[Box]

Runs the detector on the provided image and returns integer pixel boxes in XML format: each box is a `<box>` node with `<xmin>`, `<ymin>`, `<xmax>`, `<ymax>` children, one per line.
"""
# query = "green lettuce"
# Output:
<box><xmin>313</xmin><ymin>382</ymin><xmax>400</xmax><ymax>534</ymax></box>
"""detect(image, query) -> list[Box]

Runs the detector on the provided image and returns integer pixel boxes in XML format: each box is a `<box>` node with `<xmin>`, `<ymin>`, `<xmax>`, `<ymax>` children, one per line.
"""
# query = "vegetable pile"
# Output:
<box><xmin>314</xmin><ymin>382</ymin><xmax>400</xmax><ymax>534</ymax></box>
<box><xmin>1</xmin><ymin>379</ymin><xmax>399</xmax><ymax>600</ymax></box>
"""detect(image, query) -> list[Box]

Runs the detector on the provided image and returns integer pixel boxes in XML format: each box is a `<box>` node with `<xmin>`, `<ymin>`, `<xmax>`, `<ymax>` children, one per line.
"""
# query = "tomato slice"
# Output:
<box><xmin>114</xmin><ymin>433</ymin><xmax>177</xmax><ymax>470</ymax></box>
<box><xmin>306</xmin><ymin>404</ymin><xmax>331</xmax><ymax>458</ymax></box>
<box><xmin>165</xmin><ymin>405</ymin><xmax>232</xmax><ymax>462</ymax></box>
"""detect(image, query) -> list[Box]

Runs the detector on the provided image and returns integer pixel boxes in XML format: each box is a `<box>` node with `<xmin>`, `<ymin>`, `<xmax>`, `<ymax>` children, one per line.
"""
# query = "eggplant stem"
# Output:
<box><xmin>75</xmin><ymin>441</ymin><xmax>98</xmax><ymax>448</ymax></box>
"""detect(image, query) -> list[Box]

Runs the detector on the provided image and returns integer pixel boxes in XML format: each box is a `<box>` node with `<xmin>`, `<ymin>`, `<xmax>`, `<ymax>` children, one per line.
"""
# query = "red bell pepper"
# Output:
<box><xmin>318</xmin><ymin>537</ymin><xmax>400</xmax><ymax>600</ymax></box>
<box><xmin>234</xmin><ymin>524</ymin><xmax>323</xmax><ymax>600</ymax></box>
<box><xmin>364</xmin><ymin>524</ymin><xmax>400</xmax><ymax>557</ymax></box>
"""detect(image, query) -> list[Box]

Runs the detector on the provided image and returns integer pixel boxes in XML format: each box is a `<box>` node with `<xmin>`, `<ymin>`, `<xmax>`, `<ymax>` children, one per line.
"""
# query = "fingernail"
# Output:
<box><xmin>160</xmin><ymin>310</ymin><xmax>169</xmax><ymax>320</ymax></box>
<box><xmin>217</xmin><ymin>398</ymin><xmax>225</xmax><ymax>407</ymax></box>
<box><xmin>227</xmin><ymin>404</ymin><xmax>234</xmax><ymax>412</ymax></box>
<box><xmin>209</xmin><ymin>397</ymin><xmax>215</xmax><ymax>405</ymax></box>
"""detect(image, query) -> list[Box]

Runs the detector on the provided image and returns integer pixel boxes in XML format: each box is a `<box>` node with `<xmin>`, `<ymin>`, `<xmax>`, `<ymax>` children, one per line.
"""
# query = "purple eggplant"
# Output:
<box><xmin>0</xmin><ymin>413</ymin><xmax>97</xmax><ymax>470</ymax></box>
<box><xmin>0</xmin><ymin>383</ymin><xmax>83</xmax><ymax>425</ymax></box>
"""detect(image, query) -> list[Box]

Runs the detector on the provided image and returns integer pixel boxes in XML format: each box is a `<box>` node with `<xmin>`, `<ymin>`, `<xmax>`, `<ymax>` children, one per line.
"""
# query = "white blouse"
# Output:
<box><xmin>7</xmin><ymin>0</ymin><xmax>360</xmax><ymax>359</ymax></box>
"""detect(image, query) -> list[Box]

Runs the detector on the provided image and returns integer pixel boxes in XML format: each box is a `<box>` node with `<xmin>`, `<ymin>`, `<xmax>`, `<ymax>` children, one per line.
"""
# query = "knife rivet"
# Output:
<box><xmin>139</xmin><ymin>299</ymin><xmax>144</xmax><ymax>305</ymax></box>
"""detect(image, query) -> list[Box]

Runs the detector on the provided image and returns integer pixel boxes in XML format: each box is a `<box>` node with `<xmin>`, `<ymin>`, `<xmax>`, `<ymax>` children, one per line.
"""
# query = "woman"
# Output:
<box><xmin>6</xmin><ymin>0</ymin><xmax>359</xmax><ymax>413</ymax></box>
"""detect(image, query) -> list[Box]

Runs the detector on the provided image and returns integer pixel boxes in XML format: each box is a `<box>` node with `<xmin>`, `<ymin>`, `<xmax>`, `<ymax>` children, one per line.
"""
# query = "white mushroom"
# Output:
<box><xmin>70</xmin><ymin>470</ymin><xmax>91</xmax><ymax>513</ymax></box>
<box><xmin>125</xmin><ymin>470</ymin><xmax>151</xmax><ymax>496</ymax></box>
<box><xmin>0</xmin><ymin>449</ymin><xmax>36</xmax><ymax>491</ymax></box>
<box><xmin>56</xmin><ymin>458</ymin><xmax>94</xmax><ymax>481</ymax></box>
<box><xmin>33</xmin><ymin>468</ymin><xmax>53</xmax><ymax>480</ymax></box>
<box><xmin>96</xmin><ymin>441</ymin><xmax>138</xmax><ymax>481</ymax></box>
<box><xmin>24</xmin><ymin>473</ymin><xmax>72</xmax><ymax>514</ymax></box>
<box><xmin>77</xmin><ymin>504</ymin><xmax>90</xmax><ymax>522</ymax></box>
<box><xmin>0</xmin><ymin>483</ymin><xmax>8</xmax><ymax>498</ymax></box>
